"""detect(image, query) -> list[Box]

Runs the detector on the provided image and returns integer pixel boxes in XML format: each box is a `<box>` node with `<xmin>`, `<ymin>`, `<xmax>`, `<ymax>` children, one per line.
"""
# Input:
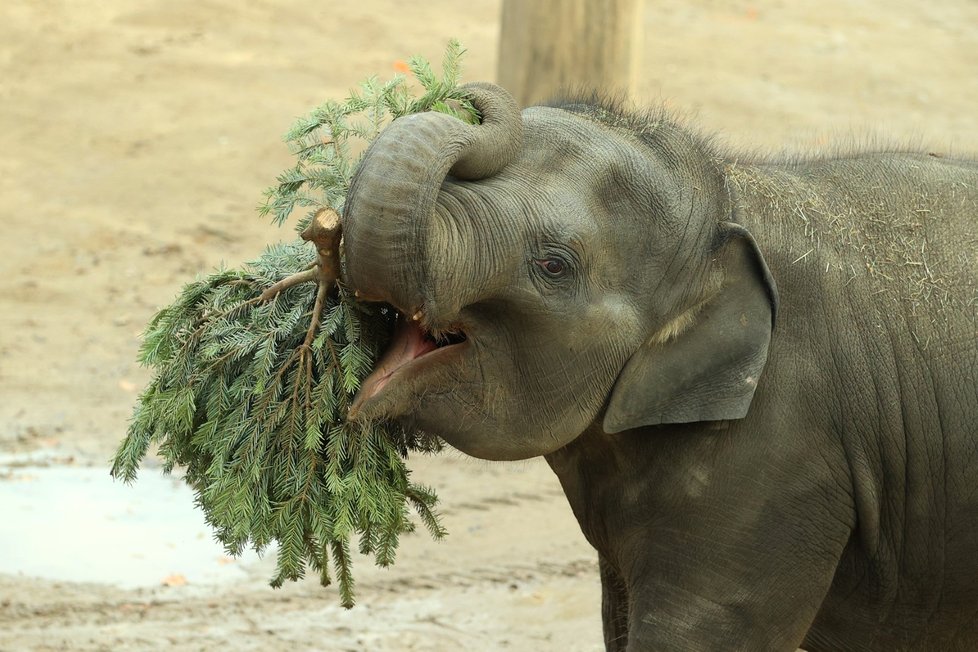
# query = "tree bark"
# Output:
<box><xmin>497</xmin><ymin>0</ymin><xmax>644</xmax><ymax>107</ymax></box>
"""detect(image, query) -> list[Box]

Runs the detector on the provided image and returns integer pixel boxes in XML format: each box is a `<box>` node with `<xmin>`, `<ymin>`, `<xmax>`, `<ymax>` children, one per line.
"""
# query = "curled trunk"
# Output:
<box><xmin>342</xmin><ymin>82</ymin><xmax>523</xmax><ymax>313</ymax></box>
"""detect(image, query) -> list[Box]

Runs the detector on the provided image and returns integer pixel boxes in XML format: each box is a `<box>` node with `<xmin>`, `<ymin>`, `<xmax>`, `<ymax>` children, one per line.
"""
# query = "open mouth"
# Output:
<box><xmin>349</xmin><ymin>312</ymin><xmax>467</xmax><ymax>419</ymax></box>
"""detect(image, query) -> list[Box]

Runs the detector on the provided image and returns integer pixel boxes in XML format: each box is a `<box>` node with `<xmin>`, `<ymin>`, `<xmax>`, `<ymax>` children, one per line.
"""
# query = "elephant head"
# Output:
<box><xmin>343</xmin><ymin>83</ymin><xmax>778</xmax><ymax>461</ymax></box>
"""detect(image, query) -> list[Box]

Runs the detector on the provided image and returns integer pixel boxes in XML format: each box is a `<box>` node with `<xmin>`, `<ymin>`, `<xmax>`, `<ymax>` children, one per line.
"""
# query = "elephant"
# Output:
<box><xmin>341</xmin><ymin>82</ymin><xmax>978</xmax><ymax>651</ymax></box>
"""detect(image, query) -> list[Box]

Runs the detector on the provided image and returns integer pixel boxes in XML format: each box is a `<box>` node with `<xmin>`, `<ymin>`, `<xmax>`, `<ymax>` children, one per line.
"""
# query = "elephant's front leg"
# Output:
<box><xmin>620</xmin><ymin>543</ymin><xmax>838</xmax><ymax>650</ymax></box>
<box><xmin>618</xmin><ymin>492</ymin><xmax>852</xmax><ymax>651</ymax></box>
<box><xmin>600</xmin><ymin>555</ymin><xmax>630</xmax><ymax>651</ymax></box>
<box><xmin>610</xmin><ymin>431</ymin><xmax>857</xmax><ymax>650</ymax></box>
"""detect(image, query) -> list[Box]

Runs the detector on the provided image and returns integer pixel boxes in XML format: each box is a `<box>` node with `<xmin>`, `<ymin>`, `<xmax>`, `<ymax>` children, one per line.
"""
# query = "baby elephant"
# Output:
<box><xmin>343</xmin><ymin>82</ymin><xmax>978</xmax><ymax>651</ymax></box>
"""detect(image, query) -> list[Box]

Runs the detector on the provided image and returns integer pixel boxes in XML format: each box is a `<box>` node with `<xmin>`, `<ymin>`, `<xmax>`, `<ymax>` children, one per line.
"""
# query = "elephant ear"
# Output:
<box><xmin>603</xmin><ymin>222</ymin><xmax>779</xmax><ymax>434</ymax></box>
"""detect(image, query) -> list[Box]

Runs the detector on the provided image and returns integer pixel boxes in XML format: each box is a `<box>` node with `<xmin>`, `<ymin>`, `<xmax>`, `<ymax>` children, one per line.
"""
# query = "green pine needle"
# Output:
<box><xmin>112</xmin><ymin>41</ymin><xmax>477</xmax><ymax>607</ymax></box>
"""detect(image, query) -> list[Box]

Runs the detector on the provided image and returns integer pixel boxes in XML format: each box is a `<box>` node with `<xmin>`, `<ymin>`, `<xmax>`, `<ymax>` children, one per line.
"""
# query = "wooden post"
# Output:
<box><xmin>497</xmin><ymin>0</ymin><xmax>644</xmax><ymax>107</ymax></box>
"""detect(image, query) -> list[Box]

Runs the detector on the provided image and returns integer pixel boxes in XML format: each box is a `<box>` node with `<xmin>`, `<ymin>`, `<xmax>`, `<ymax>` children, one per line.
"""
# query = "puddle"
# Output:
<box><xmin>0</xmin><ymin>454</ymin><xmax>269</xmax><ymax>588</ymax></box>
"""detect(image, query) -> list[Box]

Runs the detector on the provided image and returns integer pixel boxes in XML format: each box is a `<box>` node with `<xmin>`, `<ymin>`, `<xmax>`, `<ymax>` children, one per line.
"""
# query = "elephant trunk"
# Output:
<box><xmin>342</xmin><ymin>82</ymin><xmax>523</xmax><ymax>314</ymax></box>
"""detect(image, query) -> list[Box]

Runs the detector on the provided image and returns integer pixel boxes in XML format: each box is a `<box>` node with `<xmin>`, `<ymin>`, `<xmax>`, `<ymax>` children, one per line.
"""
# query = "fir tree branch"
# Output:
<box><xmin>112</xmin><ymin>41</ymin><xmax>473</xmax><ymax>608</ymax></box>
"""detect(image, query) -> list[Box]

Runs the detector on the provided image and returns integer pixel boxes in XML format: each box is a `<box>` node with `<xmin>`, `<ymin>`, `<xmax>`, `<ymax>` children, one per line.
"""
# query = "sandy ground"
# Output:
<box><xmin>1</xmin><ymin>1</ymin><xmax>976</xmax><ymax>650</ymax></box>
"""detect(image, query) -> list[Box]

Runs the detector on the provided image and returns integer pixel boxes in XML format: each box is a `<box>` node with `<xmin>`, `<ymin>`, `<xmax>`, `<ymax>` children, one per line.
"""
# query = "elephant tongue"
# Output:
<box><xmin>352</xmin><ymin>317</ymin><xmax>437</xmax><ymax>409</ymax></box>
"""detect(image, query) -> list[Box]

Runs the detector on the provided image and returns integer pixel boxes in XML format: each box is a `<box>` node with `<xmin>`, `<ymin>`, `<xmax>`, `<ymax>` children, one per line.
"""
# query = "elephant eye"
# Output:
<box><xmin>535</xmin><ymin>257</ymin><xmax>567</xmax><ymax>277</ymax></box>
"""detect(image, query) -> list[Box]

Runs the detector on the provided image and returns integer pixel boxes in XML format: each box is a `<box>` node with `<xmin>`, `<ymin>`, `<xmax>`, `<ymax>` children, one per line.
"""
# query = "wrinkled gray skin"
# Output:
<box><xmin>343</xmin><ymin>83</ymin><xmax>978</xmax><ymax>651</ymax></box>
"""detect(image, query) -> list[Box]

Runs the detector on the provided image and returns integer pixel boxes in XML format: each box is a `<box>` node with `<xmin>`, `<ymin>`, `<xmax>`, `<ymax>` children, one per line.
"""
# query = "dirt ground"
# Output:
<box><xmin>1</xmin><ymin>1</ymin><xmax>976</xmax><ymax>650</ymax></box>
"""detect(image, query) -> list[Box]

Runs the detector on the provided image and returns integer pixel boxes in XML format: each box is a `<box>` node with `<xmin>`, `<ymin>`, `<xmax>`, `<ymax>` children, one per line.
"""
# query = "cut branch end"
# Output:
<box><xmin>302</xmin><ymin>207</ymin><xmax>343</xmax><ymax>286</ymax></box>
<box><xmin>259</xmin><ymin>208</ymin><xmax>343</xmax><ymax>304</ymax></box>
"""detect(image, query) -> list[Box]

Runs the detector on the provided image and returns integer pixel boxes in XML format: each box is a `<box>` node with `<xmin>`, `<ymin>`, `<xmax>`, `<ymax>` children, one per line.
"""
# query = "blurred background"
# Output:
<box><xmin>1</xmin><ymin>1</ymin><xmax>975</xmax><ymax>650</ymax></box>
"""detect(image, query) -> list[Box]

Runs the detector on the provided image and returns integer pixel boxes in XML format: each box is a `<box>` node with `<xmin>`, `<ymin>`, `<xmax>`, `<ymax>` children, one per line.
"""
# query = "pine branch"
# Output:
<box><xmin>112</xmin><ymin>41</ymin><xmax>480</xmax><ymax>607</ymax></box>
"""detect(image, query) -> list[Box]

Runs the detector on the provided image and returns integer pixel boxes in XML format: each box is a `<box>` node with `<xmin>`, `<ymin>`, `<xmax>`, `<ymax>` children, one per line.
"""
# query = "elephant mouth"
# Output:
<box><xmin>348</xmin><ymin>313</ymin><xmax>468</xmax><ymax>420</ymax></box>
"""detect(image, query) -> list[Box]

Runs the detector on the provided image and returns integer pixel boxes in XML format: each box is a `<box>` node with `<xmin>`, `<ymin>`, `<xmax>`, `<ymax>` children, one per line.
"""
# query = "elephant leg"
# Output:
<box><xmin>600</xmin><ymin>555</ymin><xmax>630</xmax><ymax>651</ymax></box>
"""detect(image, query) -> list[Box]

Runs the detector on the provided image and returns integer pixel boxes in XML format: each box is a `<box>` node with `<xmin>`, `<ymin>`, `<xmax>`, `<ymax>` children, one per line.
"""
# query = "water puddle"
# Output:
<box><xmin>0</xmin><ymin>452</ymin><xmax>268</xmax><ymax>588</ymax></box>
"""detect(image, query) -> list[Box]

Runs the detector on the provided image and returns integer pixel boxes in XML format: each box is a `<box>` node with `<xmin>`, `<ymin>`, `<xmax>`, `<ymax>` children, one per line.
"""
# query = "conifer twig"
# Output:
<box><xmin>299</xmin><ymin>207</ymin><xmax>342</xmax><ymax>344</ymax></box>
<box><xmin>259</xmin><ymin>268</ymin><xmax>319</xmax><ymax>302</ymax></box>
<box><xmin>258</xmin><ymin>207</ymin><xmax>342</xmax><ymax>303</ymax></box>
<box><xmin>259</xmin><ymin>207</ymin><xmax>342</xmax><ymax>356</ymax></box>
